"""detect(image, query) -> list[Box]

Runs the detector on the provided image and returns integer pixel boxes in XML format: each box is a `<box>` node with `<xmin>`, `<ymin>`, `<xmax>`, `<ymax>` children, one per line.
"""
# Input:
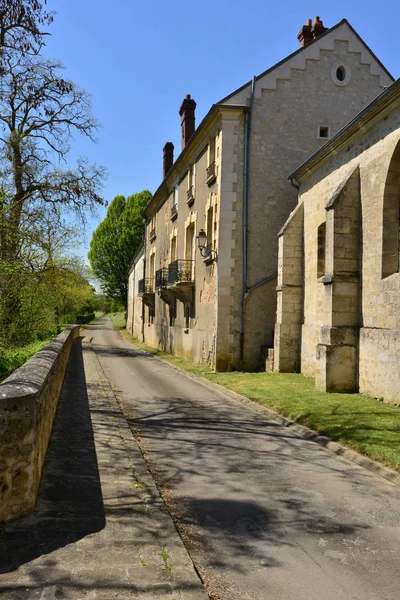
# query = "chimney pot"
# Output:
<box><xmin>298</xmin><ymin>21</ymin><xmax>313</xmax><ymax>47</ymax></box>
<box><xmin>163</xmin><ymin>142</ymin><xmax>174</xmax><ymax>179</ymax></box>
<box><xmin>179</xmin><ymin>94</ymin><xmax>196</xmax><ymax>149</ymax></box>
<box><xmin>312</xmin><ymin>16</ymin><xmax>328</xmax><ymax>39</ymax></box>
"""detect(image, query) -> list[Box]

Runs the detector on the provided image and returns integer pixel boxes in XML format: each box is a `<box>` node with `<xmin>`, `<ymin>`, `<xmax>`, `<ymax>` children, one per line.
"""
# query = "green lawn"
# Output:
<box><xmin>106</xmin><ymin>310</ymin><xmax>126</xmax><ymax>329</ymax></box>
<box><xmin>121</xmin><ymin>330</ymin><xmax>400</xmax><ymax>472</ymax></box>
<box><xmin>0</xmin><ymin>338</ymin><xmax>53</xmax><ymax>382</ymax></box>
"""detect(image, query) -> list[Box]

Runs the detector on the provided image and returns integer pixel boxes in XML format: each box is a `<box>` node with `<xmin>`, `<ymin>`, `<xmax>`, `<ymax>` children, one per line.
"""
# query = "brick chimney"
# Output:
<box><xmin>298</xmin><ymin>17</ymin><xmax>328</xmax><ymax>47</ymax></box>
<box><xmin>163</xmin><ymin>142</ymin><xmax>174</xmax><ymax>179</ymax></box>
<box><xmin>298</xmin><ymin>19</ymin><xmax>313</xmax><ymax>47</ymax></box>
<box><xmin>179</xmin><ymin>94</ymin><xmax>196</xmax><ymax>149</ymax></box>
<box><xmin>312</xmin><ymin>16</ymin><xmax>328</xmax><ymax>39</ymax></box>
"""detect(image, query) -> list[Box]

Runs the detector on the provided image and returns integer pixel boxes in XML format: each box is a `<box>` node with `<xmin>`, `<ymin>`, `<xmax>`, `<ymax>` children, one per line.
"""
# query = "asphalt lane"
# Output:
<box><xmin>90</xmin><ymin>318</ymin><xmax>400</xmax><ymax>600</ymax></box>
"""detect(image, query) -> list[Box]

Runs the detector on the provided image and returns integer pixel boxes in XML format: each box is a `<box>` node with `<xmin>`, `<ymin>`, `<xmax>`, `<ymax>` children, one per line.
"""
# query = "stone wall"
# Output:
<box><xmin>279</xmin><ymin>99</ymin><xmax>400</xmax><ymax>403</ymax></box>
<box><xmin>127</xmin><ymin>250</ymin><xmax>144</xmax><ymax>340</ymax></box>
<box><xmin>224</xmin><ymin>24</ymin><xmax>391</xmax><ymax>370</ymax></box>
<box><xmin>0</xmin><ymin>326</ymin><xmax>79</xmax><ymax>522</ymax></box>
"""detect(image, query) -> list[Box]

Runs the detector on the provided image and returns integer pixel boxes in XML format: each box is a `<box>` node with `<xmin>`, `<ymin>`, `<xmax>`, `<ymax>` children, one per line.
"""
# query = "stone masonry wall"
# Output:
<box><xmin>297</xmin><ymin>103</ymin><xmax>400</xmax><ymax>403</ymax></box>
<box><xmin>0</xmin><ymin>326</ymin><xmax>79</xmax><ymax>522</ymax></box>
<box><xmin>225</xmin><ymin>30</ymin><xmax>391</xmax><ymax>370</ymax></box>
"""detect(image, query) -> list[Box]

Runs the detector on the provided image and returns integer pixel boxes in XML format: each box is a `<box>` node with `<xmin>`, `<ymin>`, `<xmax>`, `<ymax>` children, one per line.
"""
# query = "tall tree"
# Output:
<box><xmin>0</xmin><ymin>47</ymin><xmax>106</xmax><ymax>340</ymax></box>
<box><xmin>0</xmin><ymin>1</ymin><xmax>53</xmax><ymax>53</ymax></box>
<box><xmin>89</xmin><ymin>191</ymin><xmax>151</xmax><ymax>305</ymax></box>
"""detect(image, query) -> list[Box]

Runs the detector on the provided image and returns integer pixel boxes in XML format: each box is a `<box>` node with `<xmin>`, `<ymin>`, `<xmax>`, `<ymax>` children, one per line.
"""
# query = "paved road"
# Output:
<box><xmin>92</xmin><ymin>318</ymin><xmax>400</xmax><ymax>600</ymax></box>
<box><xmin>0</xmin><ymin>334</ymin><xmax>208</xmax><ymax>599</ymax></box>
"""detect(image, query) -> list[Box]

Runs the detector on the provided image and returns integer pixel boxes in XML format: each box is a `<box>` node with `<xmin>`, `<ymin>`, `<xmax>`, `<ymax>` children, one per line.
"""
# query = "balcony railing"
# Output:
<box><xmin>186</xmin><ymin>186</ymin><xmax>195</xmax><ymax>206</ymax></box>
<box><xmin>206</xmin><ymin>161</ymin><xmax>216</xmax><ymax>185</ymax></box>
<box><xmin>138</xmin><ymin>278</ymin><xmax>154</xmax><ymax>294</ymax></box>
<box><xmin>149</xmin><ymin>227</ymin><xmax>156</xmax><ymax>242</ymax></box>
<box><xmin>170</xmin><ymin>204</ymin><xmax>178</xmax><ymax>220</ymax></box>
<box><xmin>168</xmin><ymin>259</ymin><xmax>194</xmax><ymax>285</ymax></box>
<box><xmin>155</xmin><ymin>268</ymin><xmax>168</xmax><ymax>289</ymax></box>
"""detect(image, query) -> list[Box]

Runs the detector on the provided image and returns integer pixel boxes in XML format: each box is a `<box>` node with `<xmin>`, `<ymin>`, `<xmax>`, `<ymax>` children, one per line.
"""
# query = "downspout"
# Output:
<box><xmin>239</xmin><ymin>77</ymin><xmax>256</xmax><ymax>369</ymax></box>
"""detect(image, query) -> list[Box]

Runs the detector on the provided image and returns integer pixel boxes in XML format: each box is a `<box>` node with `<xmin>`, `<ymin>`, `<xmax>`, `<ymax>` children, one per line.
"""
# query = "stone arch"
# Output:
<box><xmin>382</xmin><ymin>140</ymin><xmax>400</xmax><ymax>278</ymax></box>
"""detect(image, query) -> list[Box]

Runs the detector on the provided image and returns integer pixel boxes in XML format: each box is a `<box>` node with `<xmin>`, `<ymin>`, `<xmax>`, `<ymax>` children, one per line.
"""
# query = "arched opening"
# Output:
<box><xmin>382</xmin><ymin>140</ymin><xmax>400</xmax><ymax>278</ymax></box>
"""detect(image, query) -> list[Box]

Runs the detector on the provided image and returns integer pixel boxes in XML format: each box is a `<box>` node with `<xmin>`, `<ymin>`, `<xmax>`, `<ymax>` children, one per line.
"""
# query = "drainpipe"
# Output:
<box><xmin>239</xmin><ymin>77</ymin><xmax>256</xmax><ymax>369</ymax></box>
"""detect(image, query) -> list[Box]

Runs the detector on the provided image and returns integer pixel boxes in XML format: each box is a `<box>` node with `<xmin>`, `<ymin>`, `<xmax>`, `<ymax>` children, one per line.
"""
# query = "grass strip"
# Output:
<box><xmin>120</xmin><ymin>329</ymin><xmax>400</xmax><ymax>472</ymax></box>
<box><xmin>106</xmin><ymin>310</ymin><xmax>126</xmax><ymax>330</ymax></box>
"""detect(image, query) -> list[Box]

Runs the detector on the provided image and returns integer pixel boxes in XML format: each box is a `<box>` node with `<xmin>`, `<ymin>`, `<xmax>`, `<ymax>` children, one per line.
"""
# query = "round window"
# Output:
<box><xmin>336</xmin><ymin>66</ymin><xmax>346</xmax><ymax>81</ymax></box>
<box><xmin>331</xmin><ymin>62</ymin><xmax>351</xmax><ymax>86</ymax></box>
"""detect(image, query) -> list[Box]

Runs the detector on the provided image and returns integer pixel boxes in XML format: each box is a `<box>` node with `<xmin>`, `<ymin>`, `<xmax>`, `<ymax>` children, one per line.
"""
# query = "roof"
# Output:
<box><xmin>219</xmin><ymin>18</ymin><xmax>393</xmax><ymax>105</ymax></box>
<box><xmin>289</xmin><ymin>78</ymin><xmax>400</xmax><ymax>182</ymax></box>
<box><xmin>144</xmin><ymin>18</ymin><xmax>394</xmax><ymax>215</ymax></box>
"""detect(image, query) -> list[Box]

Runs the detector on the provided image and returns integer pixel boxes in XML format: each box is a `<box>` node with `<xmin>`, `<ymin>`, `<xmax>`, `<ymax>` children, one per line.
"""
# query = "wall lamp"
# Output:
<box><xmin>196</xmin><ymin>229</ymin><xmax>217</xmax><ymax>259</ymax></box>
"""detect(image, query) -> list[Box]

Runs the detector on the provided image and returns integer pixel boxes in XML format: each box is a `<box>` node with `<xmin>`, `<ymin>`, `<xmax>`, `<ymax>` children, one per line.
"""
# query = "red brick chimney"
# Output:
<box><xmin>312</xmin><ymin>16</ymin><xmax>328</xmax><ymax>39</ymax></box>
<box><xmin>163</xmin><ymin>142</ymin><xmax>174</xmax><ymax>179</ymax></box>
<box><xmin>179</xmin><ymin>94</ymin><xmax>196</xmax><ymax>149</ymax></box>
<box><xmin>298</xmin><ymin>19</ymin><xmax>313</xmax><ymax>47</ymax></box>
<box><xmin>298</xmin><ymin>17</ymin><xmax>328</xmax><ymax>47</ymax></box>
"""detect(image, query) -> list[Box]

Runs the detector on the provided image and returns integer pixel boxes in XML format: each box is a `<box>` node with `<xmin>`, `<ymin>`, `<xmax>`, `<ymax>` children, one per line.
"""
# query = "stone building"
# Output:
<box><xmin>274</xmin><ymin>78</ymin><xmax>400</xmax><ymax>404</ymax></box>
<box><xmin>130</xmin><ymin>17</ymin><xmax>393</xmax><ymax>371</ymax></box>
<box><xmin>127</xmin><ymin>246</ymin><xmax>144</xmax><ymax>339</ymax></box>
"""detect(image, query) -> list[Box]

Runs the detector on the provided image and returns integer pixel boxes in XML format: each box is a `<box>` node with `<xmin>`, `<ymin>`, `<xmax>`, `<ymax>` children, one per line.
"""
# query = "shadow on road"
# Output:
<box><xmin>0</xmin><ymin>338</ymin><xmax>105</xmax><ymax>574</ymax></box>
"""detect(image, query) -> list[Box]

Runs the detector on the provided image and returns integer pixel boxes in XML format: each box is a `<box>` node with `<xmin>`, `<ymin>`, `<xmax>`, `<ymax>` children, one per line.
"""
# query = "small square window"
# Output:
<box><xmin>318</xmin><ymin>125</ymin><xmax>330</xmax><ymax>139</ymax></box>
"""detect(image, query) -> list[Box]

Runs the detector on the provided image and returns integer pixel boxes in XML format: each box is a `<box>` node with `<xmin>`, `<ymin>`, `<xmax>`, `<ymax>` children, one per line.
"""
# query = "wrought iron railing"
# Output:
<box><xmin>155</xmin><ymin>268</ymin><xmax>168</xmax><ymax>289</ymax></box>
<box><xmin>206</xmin><ymin>161</ymin><xmax>216</xmax><ymax>183</ymax></box>
<box><xmin>168</xmin><ymin>259</ymin><xmax>194</xmax><ymax>285</ymax></box>
<box><xmin>187</xmin><ymin>186</ymin><xmax>195</xmax><ymax>205</ymax></box>
<box><xmin>138</xmin><ymin>278</ymin><xmax>154</xmax><ymax>294</ymax></box>
<box><xmin>171</xmin><ymin>204</ymin><xmax>178</xmax><ymax>220</ymax></box>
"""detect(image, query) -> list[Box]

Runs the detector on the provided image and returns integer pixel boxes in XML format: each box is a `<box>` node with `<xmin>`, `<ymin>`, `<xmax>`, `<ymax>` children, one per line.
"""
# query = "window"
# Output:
<box><xmin>331</xmin><ymin>62</ymin><xmax>351</xmax><ymax>86</ymax></box>
<box><xmin>317</xmin><ymin>222</ymin><xmax>326</xmax><ymax>278</ymax></box>
<box><xmin>173</xmin><ymin>184</ymin><xmax>179</xmax><ymax>209</ymax></box>
<box><xmin>171</xmin><ymin>185</ymin><xmax>178</xmax><ymax>220</ymax></box>
<box><xmin>170</xmin><ymin>235</ymin><xmax>177</xmax><ymax>262</ymax></box>
<box><xmin>318</xmin><ymin>125</ymin><xmax>330</xmax><ymax>139</ymax></box>
<box><xmin>206</xmin><ymin>136</ymin><xmax>217</xmax><ymax>184</ymax></box>
<box><xmin>382</xmin><ymin>141</ymin><xmax>400</xmax><ymax>278</ymax></box>
<box><xmin>149</xmin><ymin>214</ymin><xmax>156</xmax><ymax>242</ymax></box>
<box><xmin>336</xmin><ymin>66</ymin><xmax>346</xmax><ymax>81</ymax></box>
<box><xmin>187</xmin><ymin>164</ymin><xmax>195</xmax><ymax>205</ymax></box>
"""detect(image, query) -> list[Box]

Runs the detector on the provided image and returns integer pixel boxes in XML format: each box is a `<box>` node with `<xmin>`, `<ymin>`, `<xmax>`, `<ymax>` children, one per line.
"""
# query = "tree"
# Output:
<box><xmin>0</xmin><ymin>45</ymin><xmax>106</xmax><ymax>342</ymax></box>
<box><xmin>89</xmin><ymin>191</ymin><xmax>151</xmax><ymax>305</ymax></box>
<box><xmin>0</xmin><ymin>1</ymin><xmax>53</xmax><ymax>53</ymax></box>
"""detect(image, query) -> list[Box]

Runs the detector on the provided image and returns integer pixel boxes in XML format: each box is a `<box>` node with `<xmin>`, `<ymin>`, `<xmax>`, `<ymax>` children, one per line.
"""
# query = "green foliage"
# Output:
<box><xmin>0</xmin><ymin>338</ymin><xmax>52</xmax><ymax>382</ymax></box>
<box><xmin>89</xmin><ymin>191</ymin><xmax>151</xmax><ymax>304</ymax></box>
<box><xmin>106</xmin><ymin>310</ymin><xmax>126</xmax><ymax>330</ymax></box>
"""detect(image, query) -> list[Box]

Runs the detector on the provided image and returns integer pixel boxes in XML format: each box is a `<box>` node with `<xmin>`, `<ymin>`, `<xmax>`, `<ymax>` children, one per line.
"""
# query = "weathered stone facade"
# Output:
<box><xmin>275</xmin><ymin>79</ymin><xmax>400</xmax><ymax>404</ymax></box>
<box><xmin>138</xmin><ymin>18</ymin><xmax>392</xmax><ymax>371</ymax></box>
<box><xmin>127</xmin><ymin>246</ymin><xmax>145</xmax><ymax>340</ymax></box>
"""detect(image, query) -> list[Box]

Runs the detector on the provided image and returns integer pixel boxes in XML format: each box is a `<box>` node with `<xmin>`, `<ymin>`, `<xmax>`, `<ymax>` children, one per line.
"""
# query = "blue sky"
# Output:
<box><xmin>43</xmin><ymin>0</ymin><xmax>399</xmax><ymax>259</ymax></box>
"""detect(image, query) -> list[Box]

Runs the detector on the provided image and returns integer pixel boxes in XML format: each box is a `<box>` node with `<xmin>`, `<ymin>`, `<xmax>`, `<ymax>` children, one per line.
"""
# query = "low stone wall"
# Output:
<box><xmin>0</xmin><ymin>326</ymin><xmax>80</xmax><ymax>523</ymax></box>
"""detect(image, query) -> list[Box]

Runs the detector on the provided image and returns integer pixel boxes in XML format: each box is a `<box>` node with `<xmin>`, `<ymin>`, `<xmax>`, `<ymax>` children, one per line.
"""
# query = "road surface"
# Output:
<box><xmin>90</xmin><ymin>318</ymin><xmax>400</xmax><ymax>600</ymax></box>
